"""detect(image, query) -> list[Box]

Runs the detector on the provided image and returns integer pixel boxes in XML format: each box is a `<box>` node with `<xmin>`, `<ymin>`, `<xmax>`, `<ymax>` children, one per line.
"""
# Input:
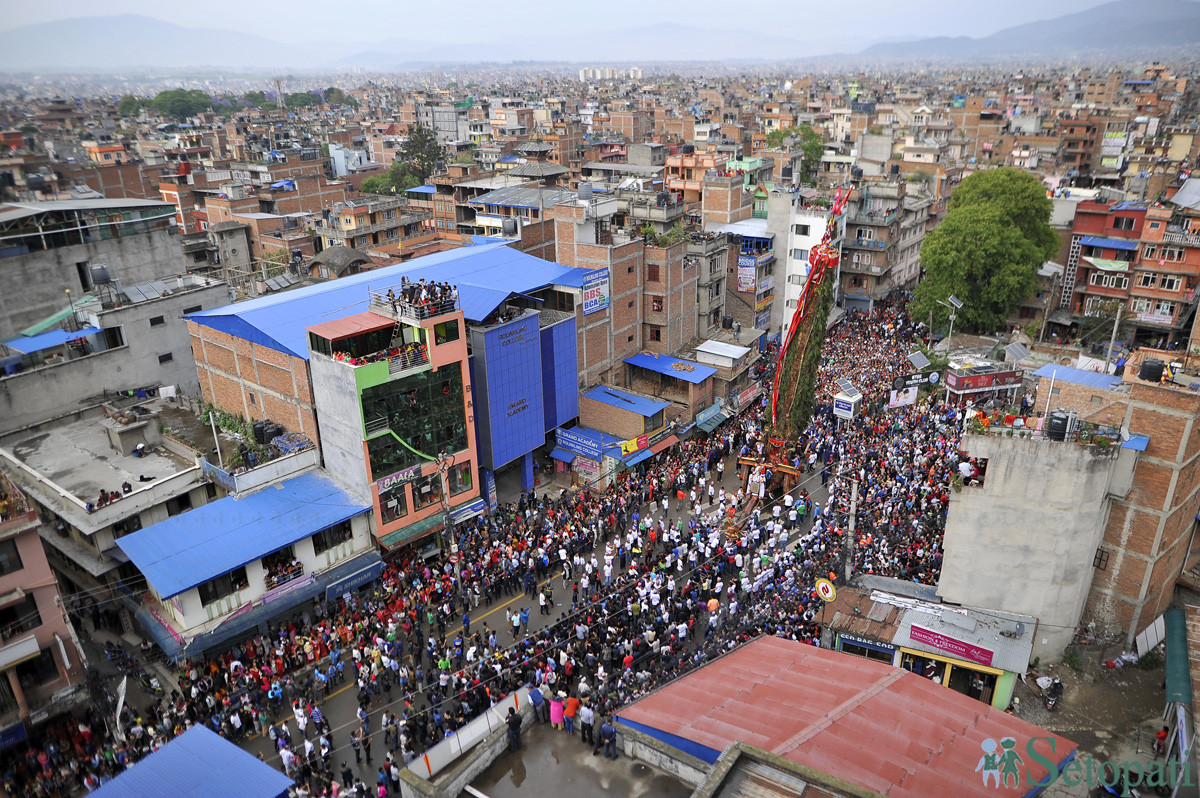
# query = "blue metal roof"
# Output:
<box><xmin>1032</xmin><ymin>364</ymin><xmax>1123</xmax><ymax>391</ymax></box>
<box><xmin>406</xmin><ymin>185</ymin><xmax>436</xmax><ymax>194</ymax></box>
<box><xmin>1122</xmin><ymin>434</ymin><xmax>1150</xmax><ymax>452</ymax></box>
<box><xmin>1110</xmin><ymin>201</ymin><xmax>1147</xmax><ymax>211</ymax></box>
<box><xmin>583</xmin><ymin>386</ymin><xmax>671</xmax><ymax>417</ymax></box>
<box><xmin>552</xmin><ymin>268</ymin><xmax>592</xmax><ymax>289</ymax></box>
<box><xmin>549</xmin><ymin>447</ymin><xmax>576</xmax><ymax>463</ymax></box>
<box><xmin>3</xmin><ymin>326</ymin><xmax>100</xmax><ymax>354</ymax></box>
<box><xmin>1080</xmin><ymin>235</ymin><xmax>1139</xmax><ymax>252</ymax></box>
<box><xmin>93</xmin><ymin>725</ymin><xmax>292</xmax><ymax>798</ymax></box>
<box><xmin>624</xmin><ymin>352</ymin><xmax>717</xmax><ymax>385</ymax></box>
<box><xmin>188</xmin><ymin>244</ymin><xmax>578</xmax><ymax>358</ymax></box>
<box><xmin>624</xmin><ymin>448</ymin><xmax>655</xmax><ymax>466</ymax></box>
<box><xmin>116</xmin><ymin>471</ymin><xmax>369</xmax><ymax>599</ymax></box>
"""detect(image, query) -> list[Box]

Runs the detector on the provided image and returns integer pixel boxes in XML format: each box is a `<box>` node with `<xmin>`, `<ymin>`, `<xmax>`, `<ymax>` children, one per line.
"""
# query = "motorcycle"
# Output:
<box><xmin>1044</xmin><ymin>678</ymin><xmax>1063</xmax><ymax>712</ymax></box>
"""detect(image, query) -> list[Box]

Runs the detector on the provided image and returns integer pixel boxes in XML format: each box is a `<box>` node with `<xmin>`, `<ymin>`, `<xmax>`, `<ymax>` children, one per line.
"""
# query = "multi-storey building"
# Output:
<box><xmin>840</xmin><ymin>179</ymin><xmax>906</xmax><ymax>311</ymax></box>
<box><xmin>313</xmin><ymin>196</ymin><xmax>432</xmax><ymax>252</ymax></box>
<box><xmin>1061</xmin><ymin>198</ymin><xmax>1147</xmax><ymax>314</ymax></box>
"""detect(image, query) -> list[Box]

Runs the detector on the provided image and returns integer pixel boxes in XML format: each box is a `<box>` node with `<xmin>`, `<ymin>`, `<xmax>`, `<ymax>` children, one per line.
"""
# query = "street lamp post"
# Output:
<box><xmin>937</xmin><ymin>295</ymin><xmax>963</xmax><ymax>401</ymax></box>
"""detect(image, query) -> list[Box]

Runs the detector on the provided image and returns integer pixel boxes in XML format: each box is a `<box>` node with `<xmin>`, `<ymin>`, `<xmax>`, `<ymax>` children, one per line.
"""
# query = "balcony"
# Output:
<box><xmin>314</xmin><ymin>210</ymin><xmax>431</xmax><ymax>240</ymax></box>
<box><xmin>853</xmin><ymin>208</ymin><xmax>900</xmax><ymax>226</ymax></box>
<box><xmin>686</xmin><ymin>232</ymin><xmax>728</xmax><ymax>255</ymax></box>
<box><xmin>330</xmin><ymin>343</ymin><xmax>430</xmax><ymax>372</ymax></box>
<box><xmin>368</xmin><ymin>294</ymin><xmax>458</xmax><ymax>324</ymax></box>
<box><xmin>845</xmin><ymin>238</ymin><xmax>889</xmax><ymax>250</ymax></box>
<box><xmin>1162</xmin><ymin>231</ymin><xmax>1200</xmax><ymax>246</ymax></box>
<box><xmin>264</xmin><ymin>561</ymin><xmax>305</xmax><ymax>591</ymax></box>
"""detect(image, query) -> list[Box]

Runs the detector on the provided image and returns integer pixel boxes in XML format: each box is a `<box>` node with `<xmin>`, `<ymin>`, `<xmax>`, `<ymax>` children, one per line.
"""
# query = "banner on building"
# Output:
<box><xmin>620</xmin><ymin>435</ymin><xmax>649</xmax><ymax>456</ymax></box>
<box><xmin>737</xmin><ymin>255</ymin><xmax>756</xmax><ymax>292</ymax></box>
<box><xmin>582</xmin><ymin>268</ymin><xmax>611</xmax><ymax>314</ymax></box>
<box><xmin>888</xmin><ymin>387</ymin><xmax>918</xmax><ymax>409</ymax></box>
<box><xmin>574</xmin><ymin>456</ymin><xmax>600</xmax><ymax>481</ymax></box>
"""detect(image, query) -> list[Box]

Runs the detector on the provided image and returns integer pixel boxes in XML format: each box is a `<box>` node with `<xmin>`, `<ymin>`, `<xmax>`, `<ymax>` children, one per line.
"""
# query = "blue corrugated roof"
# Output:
<box><xmin>1123</xmin><ymin>434</ymin><xmax>1150</xmax><ymax>451</ymax></box>
<box><xmin>1032</xmin><ymin>364</ymin><xmax>1123</xmax><ymax>391</ymax></box>
<box><xmin>553</xmin><ymin>268</ymin><xmax>592</xmax><ymax>289</ymax></box>
<box><xmin>1080</xmin><ymin>235</ymin><xmax>1139</xmax><ymax>252</ymax></box>
<box><xmin>624</xmin><ymin>352</ymin><xmax>717</xmax><ymax>385</ymax></box>
<box><xmin>583</xmin><ymin>386</ymin><xmax>671</xmax><ymax>417</ymax></box>
<box><xmin>3</xmin><ymin>326</ymin><xmax>100</xmax><ymax>354</ymax></box>
<box><xmin>187</xmin><ymin>244</ymin><xmax>576</xmax><ymax>358</ymax></box>
<box><xmin>93</xmin><ymin>725</ymin><xmax>292</xmax><ymax>798</ymax></box>
<box><xmin>116</xmin><ymin>471</ymin><xmax>369</xmax><ymax>599</ymax></box>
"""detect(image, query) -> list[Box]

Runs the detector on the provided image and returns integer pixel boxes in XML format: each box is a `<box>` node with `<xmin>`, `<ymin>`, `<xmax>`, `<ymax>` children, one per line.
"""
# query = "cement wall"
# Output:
<box><xmin>307</xmin><ymin>353</ymin><xmax>371</xmax><ymax>499</ymax></box>
<box><xmin>617</xmin><ymin>722</ymin><xmax>711</xmax><ymax>788</ymax></box>
<box><xmin>938</xmin><ymin>433</ymin><xmax>1123</xmax><ymax>661</ymax></box>
<box><xmin>423</xmin><ymin>698</ymin><xmax>534</xmax><ymax>798</ymax></box>
<box><xmin>0</xmin><ymin>282</ymin><xmax>226</xmax><ymax>434</ymax></box>
<box><xmin>0</xmin><ymin>225</ymin><xmax>185</xmax><ymax>341</ymax></box>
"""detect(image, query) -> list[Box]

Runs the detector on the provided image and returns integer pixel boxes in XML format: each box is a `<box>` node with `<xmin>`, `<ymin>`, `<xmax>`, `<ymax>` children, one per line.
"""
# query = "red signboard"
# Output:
<box><xmin>909</xmin><ymin>624</ymin><xmax>994</xmax><ymax>667</ymax></box>
<box><xmin>946</xmin><ymin>370</ymin><xmax>1021</xmax><ymax>394</ymax></box>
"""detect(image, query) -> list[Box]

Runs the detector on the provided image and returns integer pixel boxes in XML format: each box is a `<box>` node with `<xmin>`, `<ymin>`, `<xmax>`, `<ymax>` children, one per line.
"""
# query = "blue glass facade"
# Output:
<box><xmin>540</xmin><ymin>319</ymin><xmax>579</xmax><ymax>431</ymax></box>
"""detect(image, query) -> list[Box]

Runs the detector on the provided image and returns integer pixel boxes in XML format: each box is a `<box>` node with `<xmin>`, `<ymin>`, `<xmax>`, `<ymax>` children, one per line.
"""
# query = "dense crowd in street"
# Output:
<box><xmin>0</xmin><ymin>299</ymin><xmax>973</xmax><ymax>798</ymax></box>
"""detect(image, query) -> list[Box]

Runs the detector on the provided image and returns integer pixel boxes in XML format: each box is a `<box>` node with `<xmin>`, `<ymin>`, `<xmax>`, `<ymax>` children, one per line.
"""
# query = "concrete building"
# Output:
<box><xmin>0</xmin><ymin>198</ymin><xmax>182</xmax><ymax>342</ymax></box>
<box><xmin>0</xmin><ymin>474</ymin><xmax>88</xmax><ymax>737</ymax></box>
<box><xmin>0</xmin><ymin>273</ymin><xmax>229</xmax><ymax>434</ymax></box>
<box><xmin>765</xmin><ymin>191</ymin><xmax>838</xmax><ymax>337</ymax></box>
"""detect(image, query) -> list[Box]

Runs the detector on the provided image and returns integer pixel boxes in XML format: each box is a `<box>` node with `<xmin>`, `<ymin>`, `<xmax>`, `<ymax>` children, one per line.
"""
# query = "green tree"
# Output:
<box><xmin>359</xmin><ymin>161</ymin><xmax>420</xmax><ymax>195</ymax></box>
<box><xmin>947</xmin><ymin>167</ymin><xmax>1059</xmax><ymax>258</ymax></box>
<box><xmin>398</xmin><ymin>124</ymin><xmax>444</xmax><ymax>184</ymax></box>
<box><xmin>765</xmin><ymin>124</ymin><xmax>824</xmax><ymax>183</ymax></box>
<box><xmin>323</xmin><ymin>87</ymin><xmax>347</xmax><ymax>106</ymax></box>
<box><xmin>451</xmin><ymin>151</ymin><xmax>476</xmax><ymax>164</ymax></box>
<box><xmin>150</xmin><ymin>89</ymin><xmax>212</xmax><ymax>121</ymax></box>
<box><xmin>117</xmin><ymin>94</ymin><xmax>143</xmax><ymax>117</ymax></box>
<box><xmin>285</xmin><ymin>91</ymin><xmax>320</xmax><ymax>109</ymax></box>
<box><xmin>243</xmin><ymin>91</ymin><xmax>268</xmax><ymax>108</ymax></box>
<box><xmin>912</xmin><ymin>206</ymin><xmax>1054</xmax><ymax>334</ymax></box>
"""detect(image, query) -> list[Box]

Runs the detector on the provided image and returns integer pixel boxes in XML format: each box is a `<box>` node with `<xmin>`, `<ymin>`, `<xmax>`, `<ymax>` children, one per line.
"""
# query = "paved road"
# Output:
<box><xmin>231</xmin><ymin>452</ymin><xmax>834</xmax><ymax>787</ymax></box>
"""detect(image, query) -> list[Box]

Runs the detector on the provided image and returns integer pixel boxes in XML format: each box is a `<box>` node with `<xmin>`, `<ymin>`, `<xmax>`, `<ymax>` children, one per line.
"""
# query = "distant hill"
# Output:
<box><xmin>859</xmin><ymin>0</ymin><xmax>1200</xmax><ymax>60</ymax></box>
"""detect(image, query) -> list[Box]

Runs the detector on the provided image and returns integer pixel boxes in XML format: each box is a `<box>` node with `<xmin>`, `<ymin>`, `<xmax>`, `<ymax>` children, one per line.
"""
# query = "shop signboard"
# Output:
<box><xmin>737</xmin><ymin>255</ymin><xmax>756</xmax><ymax>292</ymax></box>
<box><xmin>375</xmin><ymin>463</ymin><xmax>423</xmax><ymax>494</ymax></box>
<box><xmin>582</xmin><ymin>268</ymin><xmax>610</xmax><ymax>314</ymax></box>
<box><xmin>484</xmin><ymin>469</ymin><xmax>497</xmax><ymax>511</ymax></box>
<box><xmin>262</xmin><ymin>573</ymin><xmax>315</xmax><ymax>605</ymax></box>
<box><xmin>574</xmin><ymin>456</ymin><xmax>600</xmax><ymax>481</ymax></box>
<box><xmin>909</xmin><ymin>624</ymin><xmax>994</xmax><ymax>667</ymax></box>
<box><xmin>696</xmin><ymin>401</ymin><xmax>722</xmax><ymax>426</ymax></box>
<box><xmin>556</xmin><ymin>427</ymin><xmax>602</xmax><ymax>460</ymax></box>
<box><xmin>620</xmin><ymin>435</ymin><xmax>649</xmax><ymax>456</ymax></box>
<box><xmin>839</xmin><ymin>632</ymin><xmax>895</xmax><ymax>652</ymax></box>
<box><xmin>736</xmin><ymin>385</ymin><xmax>761</xmax><ymax>409</ymax></box>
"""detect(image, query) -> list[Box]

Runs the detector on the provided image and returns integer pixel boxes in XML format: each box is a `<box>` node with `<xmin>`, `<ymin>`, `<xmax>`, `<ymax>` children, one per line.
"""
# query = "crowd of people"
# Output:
<box><xmin>1</xmin><ymin>297</ymin><xmax>976</xmax><ymax>798</ymax></box>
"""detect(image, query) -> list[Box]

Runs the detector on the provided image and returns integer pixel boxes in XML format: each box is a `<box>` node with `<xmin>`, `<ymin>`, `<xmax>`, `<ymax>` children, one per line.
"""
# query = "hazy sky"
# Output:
<box><xmin>2</xmin><ymin>0</ymin><xmax>1113</xmax><ymax>44</ymax></box>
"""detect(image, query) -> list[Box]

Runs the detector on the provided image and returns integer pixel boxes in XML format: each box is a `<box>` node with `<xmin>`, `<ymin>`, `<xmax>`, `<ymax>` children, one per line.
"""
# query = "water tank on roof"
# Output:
<box><xmin>682</xmin><ymin>144</ymin><xmax>695</xmax><ymax>154</ymax></box>
<box><xmin>578</xmin><ymin>182</ymin><xmax>593</xmax><ymax>201</ymax></box>
<box><xmin>1139</xmin><ymin>358</ymin><xmax>1164</xmax><ymax>383</ymax></box>
<box><xmin>721</xmin><ymin>315</ymin><xmax>734</xmax><ymax>329</ymax></box>
<box><xmin>501</xmin><ymin>218</ymin><xmax>518</xmax><ymax>236</ymax></box>
<box><xmin>89</xmin><ymin>264</ymin><xmax>112</xmax><ymax>285</ymax></box>
<box><xmin>253</xmin><ymin>420</ymin><xmax>270</xmax><ymax>445</ymax></box>
<box><xmin>1046</xmin><ymin>410</ymin><xmax>1070</xmax><ymax>442</ymax></box>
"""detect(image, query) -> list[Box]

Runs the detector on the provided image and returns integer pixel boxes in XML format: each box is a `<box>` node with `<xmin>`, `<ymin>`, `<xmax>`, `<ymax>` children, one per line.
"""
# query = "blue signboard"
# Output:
<box><xmin>556</xmin><ymin>427</ymin><xmax>603</xmax><ymax>460</ymax></box>
<box><xmin>582</xmin><ymin>268</ymin><xmax>610</xmax><ymax>314</ymax></box>
<box><xmin>325</xmin><ymin>557</ymin><xmax>385</xmax><ymax>601</ymax></box>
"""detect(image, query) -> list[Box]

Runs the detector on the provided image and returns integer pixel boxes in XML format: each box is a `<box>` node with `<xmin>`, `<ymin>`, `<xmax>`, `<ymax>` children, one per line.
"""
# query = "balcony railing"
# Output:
<box><xmin>846</xmin><ymin>238</ymin><xmax>888</xmax><ymax>250</ymax></box>
<box><xmin>1162</xmin><ymin>231</ymin><xmax>1200</xmax><ymax>246</ymax></box>
<box><xmin>331</xmin><ymin>343</ymin><xmax>430</xmax><ymax>370</ymax></box>
<box><xmin>369</xmin><ymin>294</ymin><xmax>458</xmax><ymax>321</ymax></box>
<box><xmin>853</xmin><ymin>208</ymin><xmax>900</xmax><ymax>226</ymax></box>
<box><xmin>264</xmin><ymin>562</ymin><xmax>305</xmax><ymax>590</ymax></box>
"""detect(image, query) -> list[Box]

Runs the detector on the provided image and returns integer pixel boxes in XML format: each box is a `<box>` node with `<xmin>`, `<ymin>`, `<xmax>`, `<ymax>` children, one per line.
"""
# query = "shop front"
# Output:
<box><xmin>898</xmin><ymin>647</ymin><xmax>1007</xmax><ymax>708</ymax></box>
<box><xmin>894</xmin><ymin>620</ymin><xmax>1024</xmax><ymax>711</ymax></box>
<box><xmin>835</xmin><ymin>632</ymin><xmax>897</xmax><ymax>665</ymax></box>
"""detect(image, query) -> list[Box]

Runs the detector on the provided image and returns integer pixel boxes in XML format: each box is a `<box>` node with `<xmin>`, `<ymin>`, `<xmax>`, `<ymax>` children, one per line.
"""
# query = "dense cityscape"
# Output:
<box><xmin>2</xmin><ymin>1</ymin><xmax>1200</xmax><ymax>796</ymax></box>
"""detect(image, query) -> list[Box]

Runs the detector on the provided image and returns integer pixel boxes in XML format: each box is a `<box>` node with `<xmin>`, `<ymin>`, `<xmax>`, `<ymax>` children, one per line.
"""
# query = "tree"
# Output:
<box><xmin>398</xmin><ymin>124</ymin><xmax>444</xmax><ymax>184</ymax></box>
<box><xmin>150</xmin><ymin>89</ymin><xmax>212</xmax><ymax>121</ymax></box>
<box><xmin>285</xmin><ymin>92</ymin><xmax>321</xmax><ymax>109</ymax></box>
<box><xmin>946</xmin><ymin>167</ymin><xmax>1058</xmax><ymax>259</ymax></box>
<box><xmin>451</xmin><ymin>151</ymin><xmax>476</xmax><ymax>164</ymax></box>
<box><xmin>911</xmin><ymin>207</ymin><xmax>1052</xmax><ymax>333</ymax></box>
<box><xmin>117</xmin><ymin>95</ymin><xmax>143</xmax><ymax>117</ymax></box>
<box><xmin>765</xmin><ymin>124</ymin><xmax>824</xmax><ymax>184</ymax></box>
<box><xmin>243</xmin><ymin>91</ymin><xmax>268</xmax><ymax>108</ymax></box>
<box><xmin>323</xmin><ymin>87</ymin><xmax>347</xmax><ymax>106</ymax></box>
<box><xmin>360</xmin><ymin>161</ymin><xmax>420</xmax><ymax>195</ymax></box>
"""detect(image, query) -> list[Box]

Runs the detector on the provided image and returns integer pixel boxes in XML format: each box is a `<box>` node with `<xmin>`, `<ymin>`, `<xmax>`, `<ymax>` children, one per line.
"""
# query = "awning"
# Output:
<box><xmin>1080</xmin><ymin>235</ymin><xmax>1139</xmax><ymax>252</ymax></box>
<box><xmin>3</xmin><ymin>326</ymin><xmax>100</xmax><ymax>355</ymax></box>
<box><xmin>1082</xmin><ymin>256</ymin><xmax>1130</xmax><ymax>272</ymax></box>
<box><xmin>549</xmin><ymin>447</ymin><xmax>577</xmax><ymax>464</ymax></box>
<box><xmin>696</xmin><ymin>413</ymin><xmax>727</xmax><ymax>434</ymax></box>
<box><xmin>623</xmin><ymin>449</ymin><xmax>654</xmax><ymax>467</ymax></box>
<box><xmin>649</xmin><ymin>434</ymin><xmax>679</xmax><ymax>455</ymax></box>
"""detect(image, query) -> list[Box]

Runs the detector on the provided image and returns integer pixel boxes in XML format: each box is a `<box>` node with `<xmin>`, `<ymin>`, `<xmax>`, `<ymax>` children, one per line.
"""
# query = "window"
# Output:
<box><xmin>627</xmin><ymin>334</ymin><xmax>634</xmax><ymax>343</ymax></box>
<box><xmin>1113</xmin><ymin>216</ymin><xmax>1135</xmax><ymax>231</ymax></box>
<box><xmin>205</xmin><ymin>482</ymin><xmax>218</xmax><ymax>500</ymax></box>
<box><xmin>112</xmin><ymin>514</ymin><xmax>143</xmax><ymax>539</ymax></box>
<box><xmin>165</xmin><ymin>494</ymin><xmax>192</xmax><ymax>516</ymax></box>
<box><xmin>647</xmin><ymin>264</ymin><xmax>661</xmax><ymax>283</ymax></box>
<box><xmin>1093</xmin><ymin>548</ymin><xmax>1110</xmax><ymax>570</ymax></box>
<box><xmin>182</xmin><ymin>305</ymin><xmax>202</xmax><ymax>314</ymax></box>
<box><xmin>412</xmin><ymin>473</ymin><xmax>443</xmax><ymax>510</ymax></box>
<box><xmin>14</xmin><ymin>650</ymin><xmax>58</xmax><ymax>691</ymax></box>
<box><xmin>0</xmin><ymin>540</ymin><xmax>23</xmax><ymax>577</ymax></box>
<box><xmin>855</xmin><ymin>228</ymin><xmax>874</xmax><ymax>242</ymax></box>
<box><xmin>379</xmin><ymin>485</ymin><xmax>409</xmax><ymax>525</ymax></box>
<box><xmin>1143</xmin><ymin>245</ymin><xmax>1158</xmax><ymax>260</ymax></box>
<box><xmin>364</xmin><ymin>369</ymin><xmax>467</xmax><ymax>479</ymax></box>
<box><xmin>448</xmin><ymin>462</ymin><xmax>473</xmax><ymax>496</ymax></box>
<box><xmin>649</xmin><ymin>326</ymin><xmax>662</xmax><ymax>342</ymax></box>
<box><xmin>149</xmin><ymin>316</ymin><xmax>166</xmax><ymax>327</ymax></box>
<box><xmin>792</xmin><ymin>248</ymin><xmax>809</xmax><ymax>262</ymax></box>
<box><xmin>1155</xmin><ymin>300</ymin><xmax>1176</xmax><ymax>317</ymax></box>
<box><xmin>793</xmin><ymin>223</ymin><xmax>810</xmax><ymax>236</ymax></box>
<box><xmin>1131</xmin><ymin>298</ymin><xmax>1153</xmax><ymax>314</ymax></box>
<box><xmin>158</xmin><ymin>353</ymin><xmax>174</xmax><ymax>364</ymax></box>
<box><xmin>1137</xmin><ymin>272</ymin><xmax>1158</xmax><ymax>288</ymax></box>
<box><xmin>1149</xmin><ymin>221</ymin><xmax>1161</xmax><ymax>230</ymax></box>
<box><xmin>1088</xmin><ymin>272</ymin><xmax>1128</xmax><ymax>289</ymax></box>
<box><xmin>249</xmin><ymin>391</ymin><xmax>256</xmax><ymax>406</ymax></box>
<box><xmin>651</xmin><ymin>297</ymin><xmax>664</xmax><ymax>312</ymax></box>
<box><xmin>198</xmin><ymin>567</ymin><xmax>248</xmax><ymax>606</ymax></box>
<box><xmin>434</xmin><ymin>320</ymin><xmax>459</xmax><ymax>345</ymax></box>
<box><xmin>645</xmin><ymin>410</ymin><xmax>665</xmax><ymax>434</ymax></box>
<box><xmin>0</xmin><ymin>595</ymin><xmax>40</xmax><ymax>642</ymax></box>
<box><xmin>1160</xmin><ymin>275</ymin><xmax>1182</xmax><ymax>292</ymax></box>
<box><xmin>76</xmin><ymin>261</ymin><xmax>92</xmax><ymax>290</ymax></box>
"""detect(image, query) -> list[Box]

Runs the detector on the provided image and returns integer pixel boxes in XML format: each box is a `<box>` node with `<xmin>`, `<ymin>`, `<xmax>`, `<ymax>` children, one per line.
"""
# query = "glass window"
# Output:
<box><xmin>379</xmin><ymin>484</ymin><xmax>409</xmax><ymax>525</ymax></box>
<box><xmin>412</xmin><ymin>473</ymin><xmax>443</xmax><ymax>510</ymax></box>
<box><xmin>0</xmin><ymin>595</ymin><xmax>41</xmax><ymax>642</ymax></box>
<box><xmin>112</xmin><ymin>515</ymin><xmax>143</xmax><ymax>539</ymax></box>
<box><xmin>448</xmin><ymin>463</ymin><xmax>473</xmax><ymax>496</ymax></box>
<box><xmin>313</xmin><ymin>520</ymin><xmax>353</xmax><ymax>554</ymax></box>
<box><xmin>364</xmin><ymin>369</ymin><xmax>467</xmax><ymax>479</ymax></box>
<box><xmin>645</xmin><ymin>410</ymin><xmax>664</xmax><ymax>434</ymax></box>
<box><xmin>0</xmin><ymin>540</ymin><xmax>23</xmax><ymax>577</ymax></box>
<box><xmin>197</xmin><ymin>567</ymin><xmax>248</xmax><ymax>606</ymax></box>
<box><xmin>434</xmin><ymin>320</ymin><xmax>460</xmax><ymax>345</ymax></box>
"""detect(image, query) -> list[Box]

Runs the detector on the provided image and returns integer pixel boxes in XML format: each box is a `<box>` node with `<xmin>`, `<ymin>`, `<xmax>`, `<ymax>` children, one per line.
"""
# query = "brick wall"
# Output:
<box><xmin>1085</xmin><ymin>377</ymin><xmax>1200</xmax><ymax>641</ymax></box>
<box><xmin>1034</xmin><ymin>376</ymin><xmax>1129</xmax><ymax>426</ymax></box>
<box><xmin>578</xmin><ymin>395</ymin><xmax>644</xmax><ymax>440</ymax></box>
<box><xmin>188</xmin><ymin>320</ymin><xmax>319</xmax><ymax>442</ymax></box>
